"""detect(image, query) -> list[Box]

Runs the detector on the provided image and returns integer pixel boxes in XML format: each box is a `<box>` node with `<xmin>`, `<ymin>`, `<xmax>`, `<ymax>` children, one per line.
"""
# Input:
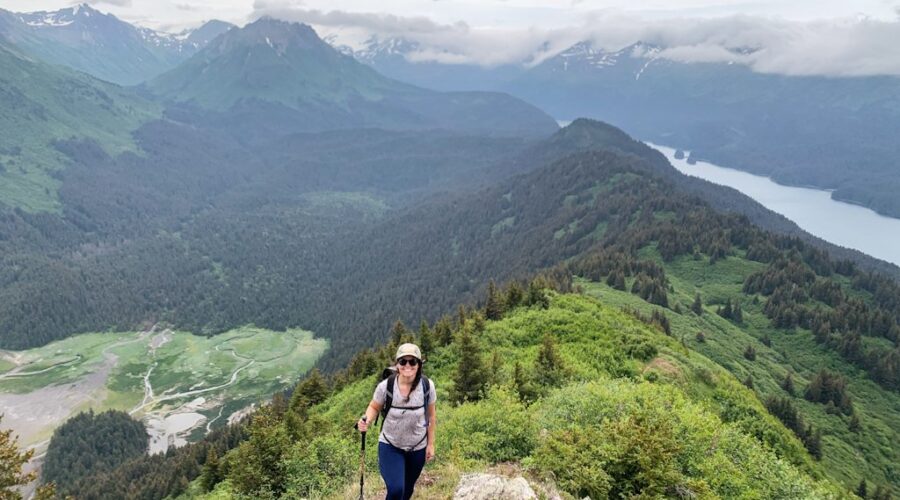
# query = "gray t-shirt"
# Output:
<box><xmin>373</xmin><ymin>377</ymin><xmax>437</xmax><ymax>451</ymax></box>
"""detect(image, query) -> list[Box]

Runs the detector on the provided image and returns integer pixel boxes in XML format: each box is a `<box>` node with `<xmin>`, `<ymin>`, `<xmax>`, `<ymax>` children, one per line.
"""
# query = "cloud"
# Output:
<box><xmin>84</xmin><ymin>0</ymin><xmax>133</xmax><ymax>6</ymax></box>
<box><xmin>250</xmin><ymin>3</ymin><xmax>900</xmax><ymax>76</ymax></box>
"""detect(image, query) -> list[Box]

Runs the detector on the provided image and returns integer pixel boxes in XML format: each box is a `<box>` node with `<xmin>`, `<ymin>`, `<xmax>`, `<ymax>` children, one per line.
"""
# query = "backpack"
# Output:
<box><xmin>374</xmin><ymin>367</ymin><xmax>432</xmax><ymax>428</ymax></box>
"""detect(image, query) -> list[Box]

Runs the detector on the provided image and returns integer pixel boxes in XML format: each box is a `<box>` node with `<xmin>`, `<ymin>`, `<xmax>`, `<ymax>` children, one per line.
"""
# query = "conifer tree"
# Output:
<box><xmin>513</xmin><ymin>361</ymin><xmax>538</xmax><ymax>403</ymax></box>
<box><xmin>390</xmin><ymin>319</ymin><xmax>410</xmax><ymax>346</ymax></box>
<box><xmin>856</xmin><ymin>480</ymin><xmax>867</xmax><ymax>499</ymax></box>
<box><xmin>450</xmin><ymin>328</ymin><xmax>487</xmax><ymax>404</ymax></box>
<box><xmin>485</xmin><ymin>279</ymin><xmax>504</xmax><ymax>320</ymax></box>
<box><xmin>782</xmin><ymin>371</ymin><xmax>796</xmax><ymax>396</ymax></box>
<box><xmin>744</xmin><ymin>345</ymin><xmax>757</xmax><ymax>361</ymax></box>
<box><xmin>695</xmin><ymin>331</ymin><xmax>706</xmax><ymax>343</ymax></box>
<box><xmin>535</xmin><ymin>333</ymin><xmax>566</xmax><ymax>387</ymax></box>
<box><xmin>691</xmin><ymin>293</ymin><xmax>703</xmax><ymax>315</ymax></box>
<box><xmin>743</xmin><ymin>375</ymin><xmax>754</xmax><ymax>389</ymax></box>
<box><xmin>488</xmin><ymin>349</ymin><xmax>503</xmax><ymax>387</ymax></box>
<box><xmin>527</xmin><ymin>280</ymin><xmax>550</xmax><ymax>309</ymax></box>
<box><xmin>200</xmin><ymin>448</ymin><xmax>222</xmax><ymax>492</ymax></box>
<box><xmin>504</xmin><ymin>282</ymin><xmax>525</xmax><ymax>309</ymax></box>
<box><xmin>848</xmin><ymin>413</ymin><xmax>862</xmax><ymax>433</ymax></box>
<box><xmin>456</xmin><ymin>305</ymin><xmax>468</xmax><ymax>330</ymax></box>
<box><xmin>434</xmin><ymin>315</ymin><xmax>454</xmax><ymax>346</ymax></box>
<box><xmin>290</xmin><ymin>368</ymin><xmax>329</xmax><ymax>415</ymax></box>
<box><xmin>418</xmin><ymin>320</ymin><xmax>434</xmax><ymax>359</ymax></box>
<box><xmin>472</xmin><ymin>312</ymin><xmax>486</xmax><ymax>334</ymax></box>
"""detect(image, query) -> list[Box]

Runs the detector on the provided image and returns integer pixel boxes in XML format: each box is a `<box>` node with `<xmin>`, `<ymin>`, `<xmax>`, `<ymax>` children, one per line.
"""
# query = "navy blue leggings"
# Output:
<box><xmin>378</xmin><ymin>441</ymin><xmax>426</xmax><ymax>500</ymax></box>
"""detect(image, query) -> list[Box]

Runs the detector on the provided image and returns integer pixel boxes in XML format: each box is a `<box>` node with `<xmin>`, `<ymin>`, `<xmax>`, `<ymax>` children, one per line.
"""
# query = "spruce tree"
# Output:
<box><xmin>485</xmin><ymin>279</ymin><xmax>504</xmax><ymax>320</ymax></box>
<box><xmin>290</xmin><ymin>368</ymin><xmax>329</xmax><ymax>415</ymax></box>
<box><xmin>535</xmin><ymin>333</ymin><xmax>566</xmax><ymax>387</ymax></box>
<box><xmin>513</xmin><ymin>361</ymin><xmax>537</xmax><ymax>403</ymax></box>
<box><xmin>691</xmin><ymin>293</ymin><xmax>703</xmax><ymax>315</ymax></box>
<box><xmin>200</xmin><ymin>448</ymin><xmax>222</xmax><ymax>492</ymax></box>
<box><xmin>450</xmin><ymin>328</ymin><xmax>487</xmax><ymax>404</ymax></box>
<box><xmin>434</xmin><ymin>315</ymin><xmax>454</xmax><ymax>346</ymax></box>
<box><xmin>744</xmin><ymin>345</ymin><xmax>757</xmax><ymax>361</ymax></box>
<box><xmin>848</xmin><ymin>413</ymin><xmax>862</xmax><ymax>433</ymax></box>
<box><xmin>390</xmin><ymin>319</ymin><xmax>410</xmax><ymax>346</ymax></box>
<box><xmin>782</xmin><ymin>371</ymin><xmax>796</xmax><ymax>396</ymax></box>
<box><xmin>856</xmin><ymin>480</ymin><xmax>867</xmax><ymax>500</ymax></box>
<box><xmin>504</xmin><ymin>281</ymin><xmax>525</xmax><ymax>310</ymax></box>
<box><xmin>418</xmin><ymin>320</ymin><xmax>434</xmax><ymax>360</ymax></box>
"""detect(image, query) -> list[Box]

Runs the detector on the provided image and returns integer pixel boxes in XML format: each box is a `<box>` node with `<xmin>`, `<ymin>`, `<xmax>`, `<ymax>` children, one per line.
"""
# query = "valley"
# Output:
<box><xmin>0</xmin><ymin>325</ymin><xmax>326</xmax><ymax>458</ymax></box>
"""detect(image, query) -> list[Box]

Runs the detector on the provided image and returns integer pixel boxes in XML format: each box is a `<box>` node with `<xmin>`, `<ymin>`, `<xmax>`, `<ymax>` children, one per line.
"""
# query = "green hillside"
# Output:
<box><xmin>82</xmin><ymin>289</ymin><xmax>847</xmax><ymax>499</ymax></box>
<box><xmin>0</xmin><ymin>37</ymin><xmax>159</xmax><ymax>212</ymax></box>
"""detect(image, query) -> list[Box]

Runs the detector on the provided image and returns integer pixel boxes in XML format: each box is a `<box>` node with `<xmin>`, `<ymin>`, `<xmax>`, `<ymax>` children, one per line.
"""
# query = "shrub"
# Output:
<box><xmin>440</xmin><ymin>388</ymin><xmax>535</xmax><ymax>464</ymax></box>
<box><xmin>282</xmin><ymin>435</ymin><xmax>355</xmax><ymax>498</ymax></box>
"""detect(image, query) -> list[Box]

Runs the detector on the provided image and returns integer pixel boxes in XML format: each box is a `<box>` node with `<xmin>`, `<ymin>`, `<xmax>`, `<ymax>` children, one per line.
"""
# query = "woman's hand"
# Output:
<box><xmin>426</xmin><ymin>443</ymin><xmax>435</xmax><ymax>462</ymax></box>
<box><xmin>357</xmin><ymin>416</ymin><xmax>368</xmax><ymax>432</ymax></box>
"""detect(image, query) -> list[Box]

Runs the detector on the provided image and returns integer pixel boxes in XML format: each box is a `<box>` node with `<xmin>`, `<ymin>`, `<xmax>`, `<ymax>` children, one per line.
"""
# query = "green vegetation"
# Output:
<box><xmin>579</xmin><ymin>255</ymin><xmax>900</xmax><ymax>492</ymax></box>
<box><xmin>0</xmin><ymin>40</ymin><xmax>159</xmax><ymax>212</ymax></box>
<box><xmin>171</xmin><ymin>289</ymin><xmax>847</xmax><ymax>499</ymax></box>
<box><xmin>42</xmin><ymin>410</ymin><xmax>147</xmax><ymax>497</ymax></box>
<box><xmin>0</xmin><ymin>327</ymin><xmax>327</xmax><ymax>453</ymax></box>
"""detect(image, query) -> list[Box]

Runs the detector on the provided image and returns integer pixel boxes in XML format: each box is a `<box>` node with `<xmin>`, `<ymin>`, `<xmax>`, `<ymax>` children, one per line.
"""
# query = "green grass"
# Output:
<box><xmin>578</xmin><ymin>250</ymin><xmax>900</xmax><ymax>491</ymax></box>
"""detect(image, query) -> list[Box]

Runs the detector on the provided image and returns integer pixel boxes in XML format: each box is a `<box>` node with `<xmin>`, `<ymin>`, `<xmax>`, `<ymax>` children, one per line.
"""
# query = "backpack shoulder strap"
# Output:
<box><xmin>421</xmin><ymin>376</ymin><xmax>432</xmax><ymax>428</ymax></box>
<box><xmin>379</xmin><ymin>374</ymin><xmax>396</xmax><ymax>428</ymax></box>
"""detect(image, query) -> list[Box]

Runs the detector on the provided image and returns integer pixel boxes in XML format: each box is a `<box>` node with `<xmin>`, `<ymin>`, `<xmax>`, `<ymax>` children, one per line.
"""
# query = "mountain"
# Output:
<box><xmin>0</xmin><ymin>34</ymin><xmax>159</xmax><ymax>212</ymax></box>
<box><xmin>149</xmin><ymin>18</ymin><xmax>558</xmax><ymax>139</ymax></box>
<box><xmin>347</xmin><ymin>35</ymin><xmax>900</xmax><ymax>218</ymax></box>
<box><xmin>503</xmin><ymin>40</ymin><xmax>900</xmax><ymax>218</ymax></box>
<box><xmin>342</xmin><ymin>35</ymin><xmax>524</xmax><ymax>91</ymax></box>
<box><xmin>0</xmin><ymin>4</ymin><xmax>233</xmax><ymax>85</ymax></box>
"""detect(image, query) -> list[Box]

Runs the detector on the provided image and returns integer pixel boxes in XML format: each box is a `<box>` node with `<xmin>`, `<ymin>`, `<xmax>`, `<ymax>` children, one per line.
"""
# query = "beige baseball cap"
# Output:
<box><xmin>395</xmin><ymin>343</ymin><xmax>422</xmax><ymax>361</ymax></box>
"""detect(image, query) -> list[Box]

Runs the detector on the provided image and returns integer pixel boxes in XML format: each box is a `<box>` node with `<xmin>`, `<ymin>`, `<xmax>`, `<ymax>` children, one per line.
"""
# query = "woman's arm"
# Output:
<box><xmin>426</xmin><ymin>402</ymin><xmax>437</xmax><ymax>461</ymax></box>
<box><xmin>357</xmin><ymin>400</ymin><xmax>383</xmax><ymax>432</ymax></box>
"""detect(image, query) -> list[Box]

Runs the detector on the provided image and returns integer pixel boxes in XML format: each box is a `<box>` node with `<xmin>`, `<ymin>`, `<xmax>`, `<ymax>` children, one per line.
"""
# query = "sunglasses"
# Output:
<box><xmin>398</xmin><ymin>357</ymin><xmax>420</xmax><ymax>366</ymax></box>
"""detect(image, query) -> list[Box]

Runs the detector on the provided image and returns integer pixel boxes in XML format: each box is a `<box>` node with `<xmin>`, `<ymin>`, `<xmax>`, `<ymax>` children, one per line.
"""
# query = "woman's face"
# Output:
<box><xmin>396</xmin><ymin>356</ymin><xmax>420</xmax><ymax>377</ymax></box>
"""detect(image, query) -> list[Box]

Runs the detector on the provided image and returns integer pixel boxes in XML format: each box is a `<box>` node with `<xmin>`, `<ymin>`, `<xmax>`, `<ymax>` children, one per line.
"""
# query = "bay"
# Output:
<box><xmin>647</xmin><ymin>143</ymin><xmax>900</xmax><ymax>267</ymax></box>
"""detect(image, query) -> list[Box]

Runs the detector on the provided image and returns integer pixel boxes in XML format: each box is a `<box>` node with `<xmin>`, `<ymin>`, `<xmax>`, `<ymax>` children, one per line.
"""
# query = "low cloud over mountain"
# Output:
<box><xmin>252</xmin><ymin>2</ymin><xmax>900</xmax><ymax>77</ymax></box>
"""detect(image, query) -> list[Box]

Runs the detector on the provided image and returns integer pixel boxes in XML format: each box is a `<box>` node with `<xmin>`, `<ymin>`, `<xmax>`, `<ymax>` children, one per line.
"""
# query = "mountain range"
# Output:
<box><xmin>0</xmin><ymin>3</ymin><xmax>233</xmax><ymax>85</ymax></box>
<box><xmin>1</xmin><ymin>5</ymin><xmax>899</xmax><ymax>498</ymax></box>
<box><xmin>147</xmin><ymin>18</ymin><xmax>557</xmax><ymax>139</ymax></box>
<box><xmin>347</xmin><ymin>36</ymin><xmax>900</xmax><ymax>218</ymax></box>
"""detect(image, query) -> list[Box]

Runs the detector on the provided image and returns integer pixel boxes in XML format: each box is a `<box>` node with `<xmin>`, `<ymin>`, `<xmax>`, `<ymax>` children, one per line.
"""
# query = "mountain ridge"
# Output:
<box><xmin>0</xmin><ymin>3</ymin><xmax>233</xmax><ymax>85</ymax></box>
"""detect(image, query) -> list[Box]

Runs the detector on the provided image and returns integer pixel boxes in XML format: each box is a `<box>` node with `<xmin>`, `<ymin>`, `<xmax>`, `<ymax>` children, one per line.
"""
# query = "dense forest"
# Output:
<box><xmin>41</xmin><ymin>410</ymin><xmax>148</xmax><ymax>497</ymax></box>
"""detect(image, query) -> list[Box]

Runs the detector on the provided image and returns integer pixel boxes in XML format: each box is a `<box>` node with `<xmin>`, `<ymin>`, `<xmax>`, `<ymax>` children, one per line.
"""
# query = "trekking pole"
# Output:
<box><xmin>355</xmin><ymin>416</ymin><xmax>367</xmax><ymax>500</ymax></box>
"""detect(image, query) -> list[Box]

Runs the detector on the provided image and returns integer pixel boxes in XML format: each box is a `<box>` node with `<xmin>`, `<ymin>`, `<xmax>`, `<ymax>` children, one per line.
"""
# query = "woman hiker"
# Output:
<box><xmin>357</xmin><ymin>343</ymin><xmax>437</xmax><ymax>500</ymax></box>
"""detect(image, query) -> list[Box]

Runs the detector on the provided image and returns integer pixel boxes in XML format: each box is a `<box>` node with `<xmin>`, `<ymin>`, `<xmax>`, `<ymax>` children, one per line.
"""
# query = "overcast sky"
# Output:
<box><xmin>3</xmin><ymin>0</ymin><xmax>900</xmax><ymax>76</ymax></box>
